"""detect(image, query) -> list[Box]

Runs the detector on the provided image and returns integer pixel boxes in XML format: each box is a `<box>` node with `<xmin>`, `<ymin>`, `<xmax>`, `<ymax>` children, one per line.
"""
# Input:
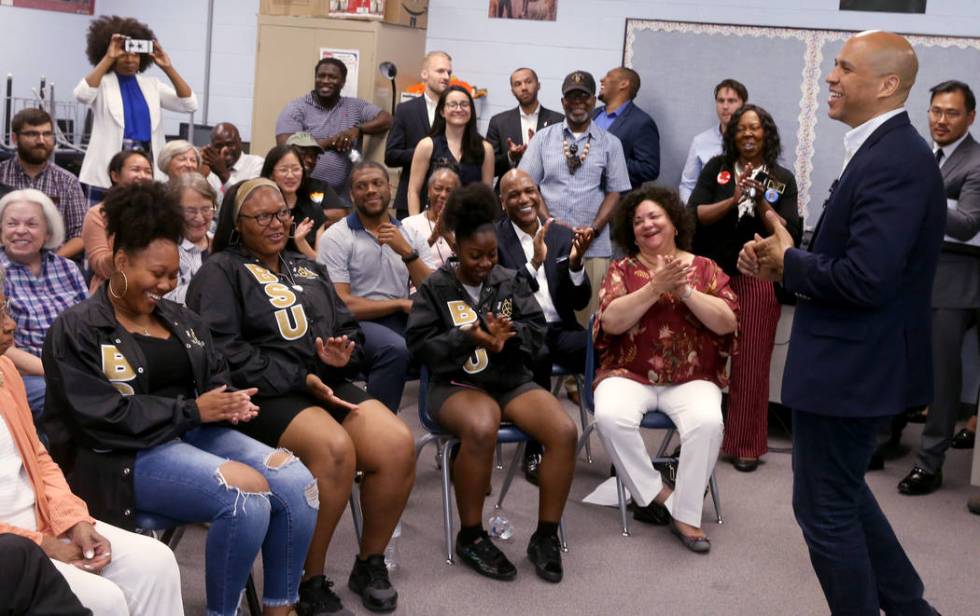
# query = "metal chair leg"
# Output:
<box><xmin>615</xmin><ymin>475</ymin><xmax>631</xmax><ymax>537</ymax></box>
<box><xmin>558</xmin><ymin>518</ymin><xmax>568</xmax><ymax>552</ymax></box>
<box><xmin>244</xmin><ymin>575</ymin><xmax>261</xmax><ymax>615</ymax></box>
<box><xmin>349</xmin><ymin>487</ymin><xmax>363</xmax><ymax>543</ymax></box>
<box><xmin>495</xmin><ymin>442</ymin><xmax>526</xmax><ymax>510</ymax></box>
<box><xmin>576</xmin><ymin>422</ymin><xmax>597</xmax><ymax>458</ymax></box>
<box><xmin>440</xmin><ymin>439</ymin><xmax>457</xmax><ymax>564</ymax></box>
<box><xmin>655</xmin><ymin>429</ymin><xmax>676</xmax><ymax>458</ymax></box>
<box><xmin>708</xmin><ymin>473</ymin><xmax>723</xmax><ymax>524</ymax></box>
<box><xmin>574</xmin><ymin>375</ymin><xmax>593</xmax><ymax>463</ymax></box>
<box><xmin>495</xmin><ymin>442</ymin><xmax>504</xmax><ymax>470</ymax></box>
<box><xmin>414</xmin><ymin>432</ymin><xmax>438</xmax><ymax>461</ymax></box>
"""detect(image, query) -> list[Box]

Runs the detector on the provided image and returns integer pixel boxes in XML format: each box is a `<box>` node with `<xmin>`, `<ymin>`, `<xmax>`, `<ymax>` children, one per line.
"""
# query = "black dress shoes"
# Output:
<box><xmin>631</xmin><ymin>499</ymin><xmax>671</xmax><ymax>525</ymax></box>
<box><xmin>456</xmin><ymin>532</ymin><xmax>517</xmax><ymax>581</ymax></box>
<box><xmin>526</xmin><ymin>532</ymin><xmax>563</xmax><ymax>583</ymax></box>
<box><xmin>951</xmin><ymin>428</ymin><xmax>975</xmax><ymax>449</ymax></box>
<box><xmin>733</xmin><ymin>458</ymin><xmax>759</xmax><ymax>472</ymax></box>
<box><xmin>898</xmin><ymin>466</ymin><xmax>942</xmax><ymax>495</ymax></box>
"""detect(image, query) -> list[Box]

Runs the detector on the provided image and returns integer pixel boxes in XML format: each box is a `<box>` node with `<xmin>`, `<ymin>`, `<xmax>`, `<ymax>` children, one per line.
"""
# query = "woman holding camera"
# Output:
<box><xmin>688</xmin><ymin>104</ymin><xmax>801</xmax><ymax>472</ymax></box>
<box><xmin>75</xmin><ymin>15</ymin><xmax>197</xmax><ymax>193</ymax></box>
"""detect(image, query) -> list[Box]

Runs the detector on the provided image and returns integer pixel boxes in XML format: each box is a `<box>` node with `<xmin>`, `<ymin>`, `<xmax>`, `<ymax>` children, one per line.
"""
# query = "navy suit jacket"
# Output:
<box><xmin>780</xmin><ymin>112</ymin><xmax>947</xmax><ymax>418</ymax></box>
<box><xmin>494</xmin><ymin>218</ymin><xmax>591</xmax><ymax>329</ymax></box>
<box><xmin>594</xmin><ymin>102</ymin><xmax>660</xmax><ymax>189</ymax></box>
<box><xmin>486</xmin><ymin>105</ymin><xmax>564</xmax><ymax>179</ymax></box>
<box><xmin>384</xmin><ymin>95</ymin><xmax>430</xmax><ymax>212</ymax></box>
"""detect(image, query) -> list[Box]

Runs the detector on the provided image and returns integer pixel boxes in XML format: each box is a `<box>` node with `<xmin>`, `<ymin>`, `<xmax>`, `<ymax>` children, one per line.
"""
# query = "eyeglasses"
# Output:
<box><xmin>183</xmin><ymin>206</ymin><xmax>215</xmax><ymax>220</ymax></box>
<box><xmin>273</xmin><ymin>165</ymin><xmax>304</xmax><ymax>177</ymax></box>
<box><xmin>18</xmin><ymin>130</ymin><xmax>54</xmax><ymax>140</ymax></box>
<box><xmin>445</xmin><ymin>101</ymin><xmax>471</xmax><ymax>110</ymax></box>
<box><xmin>928</xmin><ymin>107</ymin><xmax>964</xmax><ymax>121</ymax></box>
<box><xmin>237</xmin><ymin>208</ymin><xmax>292</xmax><ymax>227</ymax></box>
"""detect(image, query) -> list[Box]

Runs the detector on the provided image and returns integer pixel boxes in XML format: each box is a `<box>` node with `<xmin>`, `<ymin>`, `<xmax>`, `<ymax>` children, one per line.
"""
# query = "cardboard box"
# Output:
<box><xmin>259</xmin><ymin>0</ymin><xmax>330</xmax><ymax>18</ymax></box>
<box><xmin>383</xmin><ymin>0</ymin><xmax>427</xmax><ymax>29</ymax></box>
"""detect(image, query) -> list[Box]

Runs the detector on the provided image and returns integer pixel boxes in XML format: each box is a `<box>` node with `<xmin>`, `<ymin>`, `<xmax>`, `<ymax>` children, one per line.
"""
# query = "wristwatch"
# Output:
<box><xmin>402</xmin><ymin>250</ymin><xmax>420</xmax><ymax>264</ymax></box>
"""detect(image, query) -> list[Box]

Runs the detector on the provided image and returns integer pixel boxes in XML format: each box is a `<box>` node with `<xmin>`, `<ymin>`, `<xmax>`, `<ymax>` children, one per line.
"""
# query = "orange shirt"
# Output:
<box><xmin>0</xmin><ymin>356</ymin><xmax>93</xmax><ymax>544</ymax></box>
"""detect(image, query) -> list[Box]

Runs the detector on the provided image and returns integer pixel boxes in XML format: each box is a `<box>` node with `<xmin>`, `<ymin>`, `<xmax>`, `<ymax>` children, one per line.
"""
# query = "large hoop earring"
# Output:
<box><xmin>108</xmin><ymin>271</ymin><xmax>128</xmax><ymax>299</ymax></box>
<box><xmin>229</xmin><ymin>228</ymin><xmax>241</xmax><ymax>245</ymax></box>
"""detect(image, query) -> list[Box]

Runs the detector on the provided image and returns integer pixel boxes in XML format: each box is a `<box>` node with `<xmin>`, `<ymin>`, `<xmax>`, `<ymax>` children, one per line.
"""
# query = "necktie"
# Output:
<box><xmin>936</xmin><ymin>148</ymin><xmax>944</xmax><ymax>165</ymax></box>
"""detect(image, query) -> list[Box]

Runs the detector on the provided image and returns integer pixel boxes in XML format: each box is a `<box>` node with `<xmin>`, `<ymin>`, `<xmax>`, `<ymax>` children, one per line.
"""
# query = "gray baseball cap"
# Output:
<box><xmin>285</xmin><ymin>132</ymin><xmax>323</xmax><ymax>151</ymax></box>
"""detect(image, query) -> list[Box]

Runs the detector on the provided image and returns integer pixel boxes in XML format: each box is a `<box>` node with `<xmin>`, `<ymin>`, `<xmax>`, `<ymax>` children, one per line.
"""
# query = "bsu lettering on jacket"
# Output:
<box><xmin>447</xmin><ymin>300</ymin><xmax>488</xmax><ymax>374</ymax></box>
<box><xmin>244</xmin><ymin>264</ymin><xmax>309</xmax><ymax>340</ymax></box>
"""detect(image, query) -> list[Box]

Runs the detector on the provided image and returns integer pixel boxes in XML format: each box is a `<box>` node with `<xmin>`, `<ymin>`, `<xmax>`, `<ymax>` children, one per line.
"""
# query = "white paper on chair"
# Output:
<box><xmin>582</xmin><ymin>477</ymin><xmax>632</xmax><ymax>507</ymax></box>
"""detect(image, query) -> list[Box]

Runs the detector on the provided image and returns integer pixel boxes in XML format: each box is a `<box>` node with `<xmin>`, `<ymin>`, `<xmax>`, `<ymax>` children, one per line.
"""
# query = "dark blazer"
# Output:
<box><xmin>781</xmin><ymin>112</ymin><xmax>947</xmax><ymax>418</ymax></box>
<box><xmin>933</xmin><ymin>132</ymin><xmax>980</xmax><ymax>308</ymax></box>
<box><xmin>486</xmin><ymin>105</ymin><xmax>564</xmax><ymax>178</ymax></box>
<box><xmin>594</xmin><ymin>102</ymin><xmax>661</xmax><ymax>189</ymax></box>
<box><xmin>385</xmin><ymin>95</ymin><xmax>430</xmax><ymax>212</ymax></box>
<box><xmin>494</xmin><ymin>218</ymin><xmax>591</xmax><ymax>328</ymax></box>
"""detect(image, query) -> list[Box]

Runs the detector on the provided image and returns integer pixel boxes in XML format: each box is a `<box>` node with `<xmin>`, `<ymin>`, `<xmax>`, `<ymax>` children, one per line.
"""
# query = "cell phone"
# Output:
<box><xmin>124</xmin><ymin>39</ymin><xmax>153</xmax><ymax>54</ymax></box>
<box><xmin>754</xmin><ymin>170</ymin><xmax>770</xmax><ymax>186</ymax></box>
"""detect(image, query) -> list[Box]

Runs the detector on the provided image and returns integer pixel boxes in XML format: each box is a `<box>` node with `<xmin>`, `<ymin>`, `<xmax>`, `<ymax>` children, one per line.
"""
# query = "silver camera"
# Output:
<box><xmin>124</xmin><ymin>39</ymin><xmax>153</xmax><ymax>54</ymax></box>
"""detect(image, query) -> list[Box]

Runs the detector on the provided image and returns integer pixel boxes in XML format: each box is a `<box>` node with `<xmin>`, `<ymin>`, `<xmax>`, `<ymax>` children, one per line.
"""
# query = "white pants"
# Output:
<box><xmin>595</xmin><ymin>377</ymin><xmax>723</xmax><ymax>527</ymax></box>
<box><xmin>51</xmin><ymin>521</ymin><xmax>183</xmax><ymax>615</ymax></box>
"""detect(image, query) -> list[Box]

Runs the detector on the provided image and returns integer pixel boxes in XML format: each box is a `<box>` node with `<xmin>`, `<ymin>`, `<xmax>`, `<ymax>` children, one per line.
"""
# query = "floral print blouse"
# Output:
<box><xmin>593</xmin><ymin>255</ymin><xmax>739</xmax><ymax>389</ymax></box>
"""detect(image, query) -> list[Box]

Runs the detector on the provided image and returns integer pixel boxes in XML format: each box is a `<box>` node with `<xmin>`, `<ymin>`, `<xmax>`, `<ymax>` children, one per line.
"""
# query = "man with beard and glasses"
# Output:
<box><xmin>519</xmin><ymin>71</ymin><xmax>630</xmax><ymax>320</ymax></box>
<box><xmin>318</xmin><ymin>161</ymin><xmax>434</xmax><ymax>412</ymax></box>
<box><xmin>202</xmin><ymin>122</ymin><xmax>265</xmax><ymax>196</ymax></box>
<box><xmin>486</xmin><ymin>68</ymin><xmax>564</xmax><ymax>181</ymax></box>
<box><xmin>594</xmin><ymin>67</ymin><xmax>660</xmax><ymax>190</ymax></box>
<box><xmin>0</xmin><ymin>108</ymin><xmax>87</xmax><ymax>260</ymax></box>
<box><xmin>276</xmin><ymin>58</ymin><xmax>392</xmax><ymax>203</ymax></box>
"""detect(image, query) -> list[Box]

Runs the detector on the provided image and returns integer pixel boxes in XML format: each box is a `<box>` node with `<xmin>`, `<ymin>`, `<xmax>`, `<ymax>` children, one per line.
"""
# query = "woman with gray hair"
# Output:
<box><xmin>157</xmin><ymin>139</ymin><xmax>201</xmax><ymax>181</ymax></box>
<box><xmin>166</xmin><ymin>172</ymin><xmax>215</xmax><ymax>304</ymax></box>
<box><xmin>401</xmin><ymin>166</ymin><xmax>460</xmax><ymax>267</ymax></box>
<box><xmin>0</xmin><ymin>189</ymin><xmax>88</xmax><ymax>422</ymax></box>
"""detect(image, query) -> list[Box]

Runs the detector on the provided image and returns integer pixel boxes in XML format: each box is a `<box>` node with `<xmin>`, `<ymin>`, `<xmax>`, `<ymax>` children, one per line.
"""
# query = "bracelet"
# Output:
<box><xmin>402</xmin><ymin>250</ymin><xmax>420</xmax><ymax>264</ymax></box>
<box><xmin>681</xmin><ymin>286</ymin><xmax>693</xmax><ymax>300</ymax></box>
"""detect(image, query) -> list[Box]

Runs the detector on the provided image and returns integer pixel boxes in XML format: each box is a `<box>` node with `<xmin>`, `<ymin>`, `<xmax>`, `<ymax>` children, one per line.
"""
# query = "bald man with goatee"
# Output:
<box><xmin>738</xmin><ymin>31</ymin><xmax>944</xmax><ymax>615</ymax></box>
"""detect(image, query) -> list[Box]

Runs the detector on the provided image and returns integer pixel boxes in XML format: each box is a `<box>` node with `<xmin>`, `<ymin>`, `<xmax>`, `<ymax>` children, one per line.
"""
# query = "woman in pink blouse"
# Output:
<box><xmin>594</xmin><ymin>185</ymin><xmax>738</xmax><ymax>553</ymax></box>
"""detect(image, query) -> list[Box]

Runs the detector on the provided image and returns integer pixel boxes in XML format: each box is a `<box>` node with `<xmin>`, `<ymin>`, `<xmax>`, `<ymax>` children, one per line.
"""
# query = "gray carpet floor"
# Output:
<box><xmin>172</xmin><ymin>381</ymin><xmax>980</xmax><ymax>615</ymax></box>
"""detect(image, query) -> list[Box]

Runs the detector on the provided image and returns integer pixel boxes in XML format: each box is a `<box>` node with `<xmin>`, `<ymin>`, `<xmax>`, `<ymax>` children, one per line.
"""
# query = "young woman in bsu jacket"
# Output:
<box><xmin>406</xmin><ymin>183</ymin><xmax>577</xmax><ymax>584</ymax></box>
<box><xmin>187</xmin><ymin>178</ymin><xmax>414</xmax><ymax>615</ymax></box>
<box><xmin>42</xmin><ymin>182</ymin><xmax>317</xmax><ymax>616</ymax></box>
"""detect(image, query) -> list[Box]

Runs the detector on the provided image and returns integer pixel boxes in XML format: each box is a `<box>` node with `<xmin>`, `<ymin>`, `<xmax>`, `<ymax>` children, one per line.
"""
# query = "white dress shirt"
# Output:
<box><xmin>425</xmin><ymin>92</ymin><xmax>439</xmax><ymax>128</ymax></box>
<box><xmin>933</xmin><ymin>131</ymin><xmax>969</xmax><ymax>169</ymax></box>
<box><xmin>511</xmin><ymin>221</ymin><xmax>586</xmax><ymax>324</ymax></box>
<box><xmin>842</xmin><ymin>107</ymin><xmax>906</xmax><ymax>175</ymax></box>
<box><xmin>208</xmin><ymin>153</ymin><xmax>265</xmax><ymax>194</ymax></box>
<box><xmin>519</xmin><ymin>103</ymin><xmax>541</xmax><ymax>145</ymax></box>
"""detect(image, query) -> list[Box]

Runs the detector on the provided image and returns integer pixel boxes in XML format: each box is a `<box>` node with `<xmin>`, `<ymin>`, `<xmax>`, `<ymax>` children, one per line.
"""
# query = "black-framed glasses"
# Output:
<box><xmin>237</xmin><ymin>208</ymin><xmax>292</xmax><ymax>227</ymax></box>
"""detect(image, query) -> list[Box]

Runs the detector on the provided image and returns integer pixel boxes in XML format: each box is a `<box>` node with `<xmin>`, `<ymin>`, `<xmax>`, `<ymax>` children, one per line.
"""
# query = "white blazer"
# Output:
<box><xmin>74</xmin><ymin>72</ymin><xmax>198</xmax><ymax>188</ymax></box>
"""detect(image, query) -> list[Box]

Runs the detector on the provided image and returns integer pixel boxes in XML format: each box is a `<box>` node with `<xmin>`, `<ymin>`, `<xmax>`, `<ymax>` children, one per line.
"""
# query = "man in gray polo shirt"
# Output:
<box><xmin>519</xmin><ymin>70</ymin><xmax>631</xmax><ymax>319</ymax></box>
<box><xmin>318</xmin><ymin>161</ymin><xmax>433</xmax><ymax>412</ymax></box>
<box><xmin>276</xmin><ymin>57</ymin><xmax>392</xmax><ymax>202</ymax></box>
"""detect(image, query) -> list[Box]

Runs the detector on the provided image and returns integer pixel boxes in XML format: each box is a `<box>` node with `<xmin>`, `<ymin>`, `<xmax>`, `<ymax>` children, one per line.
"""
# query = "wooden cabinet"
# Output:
<box><xmin>251</xmin><ymin>15</ymin><xmax>426</xmax><ymax>163</ymax></box>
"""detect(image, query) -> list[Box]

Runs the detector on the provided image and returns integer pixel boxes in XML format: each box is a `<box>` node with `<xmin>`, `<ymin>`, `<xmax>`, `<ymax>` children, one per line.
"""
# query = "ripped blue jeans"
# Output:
<box><xmin>133</xmin><ymin>426</ymin><xmax>318</xmax><ymax>616</ymax></box>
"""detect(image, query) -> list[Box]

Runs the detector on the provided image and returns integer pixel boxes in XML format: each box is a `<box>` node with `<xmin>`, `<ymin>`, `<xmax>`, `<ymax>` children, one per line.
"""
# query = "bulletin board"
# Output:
<box><xmin>624</xmin><ymin>19</ymin><xmax>980</xmax><ymax>227</ymax></box>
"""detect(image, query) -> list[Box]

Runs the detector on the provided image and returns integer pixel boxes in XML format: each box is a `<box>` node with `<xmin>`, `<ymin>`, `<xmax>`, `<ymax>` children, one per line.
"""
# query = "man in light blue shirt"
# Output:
<box><xmin>678</xmin><ymin>79</ymin><xmax>748</xmax><ymax>203</ymax></box>
<box><xmin>519</xmin><ymin>70</ymin><xmax>630</xmax><ymax>319</ymax></box>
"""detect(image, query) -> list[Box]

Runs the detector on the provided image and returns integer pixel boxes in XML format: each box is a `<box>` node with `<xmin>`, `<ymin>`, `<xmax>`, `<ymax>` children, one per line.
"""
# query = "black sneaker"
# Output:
<box><xmin>526</xmin><ymin>532</ymin><xmax>563</xmax><ymax>583</ymax></box>
<box><xmin>455</xmin><ymin>532</ymin><xmax>517</xmax><ymax>580</ymax></box>
<box><xmin>348</xmin><ymin>554</ymin><xmax>398</xmax><ymax>613</ymax></box>
<box><xmin>296</xmin><ymin>575</ymin><xmax>352</xmax><ymax>616</ymax></box>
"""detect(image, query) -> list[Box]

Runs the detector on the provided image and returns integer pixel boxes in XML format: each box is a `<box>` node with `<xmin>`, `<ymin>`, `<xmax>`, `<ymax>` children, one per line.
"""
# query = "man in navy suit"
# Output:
<box><xmin>594</xmin><ymin>67</ymin><xmax>660</xmax><ymax>190</ymax></box>
<box><xmin>739</xmin><ymin>31</ymin><xmax>943</xmax><ymax>615</ymax></box>
<box><xmin>385</xmin><ymin>51</ymin><xmax>453</xmax><ymax>215</ymax></box>
<box><xmin>486</xmin><ymin>68</ymin><xmax>564</xmax><ymax>181</ymax></box>
<box><xmin>496</xmin><ymin>168</ymin><xmax>592</xmax><ymax>483</ymax></box>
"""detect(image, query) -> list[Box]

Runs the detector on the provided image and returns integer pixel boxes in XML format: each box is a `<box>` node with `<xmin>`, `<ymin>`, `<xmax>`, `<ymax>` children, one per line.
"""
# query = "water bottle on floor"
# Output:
<box><xmin>384</xmin><ymin>521</ymin><xmax>401</xmax><ymax>570</ymax></box>
<box><xmin>488</xmin><ymin>508</ymin><xmax>513</xmax><ymax>541</ymax></box>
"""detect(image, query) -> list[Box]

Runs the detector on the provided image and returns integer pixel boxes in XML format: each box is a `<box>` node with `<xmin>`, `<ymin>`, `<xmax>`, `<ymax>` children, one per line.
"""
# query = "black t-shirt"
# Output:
<box><xmin>132</xmin><ymin>333</ymin><xmax>196</xmax><ymax>399</ymax></box>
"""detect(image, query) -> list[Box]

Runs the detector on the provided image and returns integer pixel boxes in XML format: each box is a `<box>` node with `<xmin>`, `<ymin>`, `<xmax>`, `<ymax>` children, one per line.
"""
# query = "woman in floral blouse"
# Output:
<box><xmin>594</xmin><ymin>184</ymin><xmax>738</xmax><ymax>553</ymax></box>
